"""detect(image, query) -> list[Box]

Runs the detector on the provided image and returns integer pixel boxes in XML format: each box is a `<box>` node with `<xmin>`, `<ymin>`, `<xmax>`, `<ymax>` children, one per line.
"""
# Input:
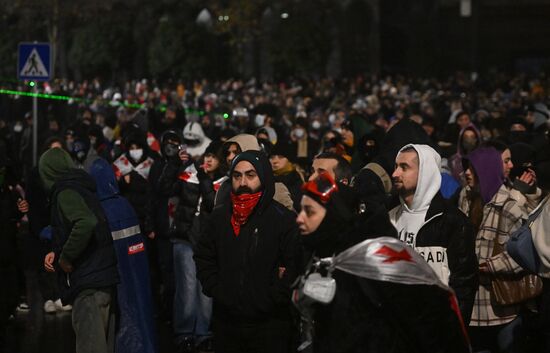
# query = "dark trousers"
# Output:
<box><xmin>72</xmin><ymin>289</ymin><xmax>114</xmax><ymax>353</ymax></box>
<box><xmin>213</xmin><ymin>317</ymin><xmax>291</xmax><ymax>353</ymax></box>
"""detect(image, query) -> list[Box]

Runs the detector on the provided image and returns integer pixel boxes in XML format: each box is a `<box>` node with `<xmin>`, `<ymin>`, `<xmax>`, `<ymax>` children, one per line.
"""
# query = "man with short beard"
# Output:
<box><xmin>389</xmin><ymin>144</ymin><xmax>478</xmax><ymax>324</ymax></box>
<box><xmin>195</xmin><ymin>150</ymin><xmax>299</xmax><ymax>353</ymax></box>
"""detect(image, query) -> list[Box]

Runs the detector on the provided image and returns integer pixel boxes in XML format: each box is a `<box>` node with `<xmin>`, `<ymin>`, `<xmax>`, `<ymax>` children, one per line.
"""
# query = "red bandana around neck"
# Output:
<box><xmin>230</xmin><ymin>191</ymin><xmax>263</xmax><ymax>236</ymax></box>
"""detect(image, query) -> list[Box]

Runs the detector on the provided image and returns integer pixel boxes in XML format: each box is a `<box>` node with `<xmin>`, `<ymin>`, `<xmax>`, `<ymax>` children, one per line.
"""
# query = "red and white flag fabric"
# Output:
<box><xmin>328</xmin><ymin>236</ymin><xmax>449</xmax><ymax>290</ymax></box>
<box><xmin>213</xmin><ymin>176</ymin><xmax>228</xmax><ymax>192</ymax></box>
<box><xmin>177</xmin><ymin>163</ymin><xmax>199</xmax><ymax>184</ymax></box>
<box><xmin>113</xmin><ymin>154</ymin><xmax>154</xmax><ymax>181</ymax></box>
<box><xmin>327</xmin><ymin>236</ymin><xmax>470</xmax><ymax>348</ymax></box>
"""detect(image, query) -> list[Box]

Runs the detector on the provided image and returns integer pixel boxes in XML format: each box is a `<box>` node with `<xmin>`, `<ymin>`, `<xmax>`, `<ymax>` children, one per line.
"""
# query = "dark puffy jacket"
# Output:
<box><xmin>118</xmin><ymin>167</ymin><xmax>154</xmax><ymax>235</ymax></box>
<box><xmin>149</xmin><ymin>158</ymin><xmax>170</xmax><ymax>238</ymax></box>
<box><xmin>158</xmin><ymin>158</ymin><xmax>201</xmax><ymax>244</ymax></box>
<box><xmin>389</xmin><ymin>192</ymin><xmax>478</xmax><ymax>324</ymax></box>
<box><xmin>194</xmin><ymin>151</ymin><xmax>300</xmax><ymax>322</ymax></box>
<box><xmin>50</xmin><ymin>170</ymin><xmax>119</xmax><ymax>303</ymax></box>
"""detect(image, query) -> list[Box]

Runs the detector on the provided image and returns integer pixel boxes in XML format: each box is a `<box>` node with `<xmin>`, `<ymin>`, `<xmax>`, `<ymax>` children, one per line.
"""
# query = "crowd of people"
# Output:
<box><xmin>1</xmin><ymin>71</ymin><xmax>550</xmax><ymax>353</ymax></box>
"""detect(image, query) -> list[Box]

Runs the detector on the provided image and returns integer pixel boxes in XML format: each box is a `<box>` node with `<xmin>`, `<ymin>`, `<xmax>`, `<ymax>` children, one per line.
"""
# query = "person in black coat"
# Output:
<box><xmin>194</xmin><ymin>150</ymin><xmax>300</xmax><ymax>353</ymax></box>
<box><xmin>294</xmin><ymin>172</ymin><xmax>471</xmax><ymax>353</ymax></box>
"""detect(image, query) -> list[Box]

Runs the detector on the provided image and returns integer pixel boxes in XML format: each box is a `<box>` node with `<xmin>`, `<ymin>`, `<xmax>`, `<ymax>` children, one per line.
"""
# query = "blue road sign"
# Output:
<box><xmin>18</xmin><ymin>42</ymin><xmax>51</xmax><ymax>81</ymax></box>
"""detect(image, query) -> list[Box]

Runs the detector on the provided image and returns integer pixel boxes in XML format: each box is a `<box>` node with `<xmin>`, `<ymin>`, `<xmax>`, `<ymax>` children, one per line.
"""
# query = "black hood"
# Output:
<box><xmin>230</xmin><ymin>150</ymin><xmax>275</xmax><ymax>212</ymax></box>
<box><xmin>377</xmin><ymin>118</ymin><xmax>434</xmax><ymax>174</ymax></box>
<box><xmin>301</xmin><ymin>183</ymin><xmax>357</xmax><ymax>257</ymax></box>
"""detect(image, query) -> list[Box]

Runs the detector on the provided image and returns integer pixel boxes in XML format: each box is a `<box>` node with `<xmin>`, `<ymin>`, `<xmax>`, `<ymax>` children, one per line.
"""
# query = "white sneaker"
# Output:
<box><xmin>44</xmin><ymin>300</ymin><xmax>56</xmax><ymax>313</ymax></box>
<box><xmin>54</xmin><ymin>299</ymin><xmax>72</xmax><ymax>312</ymax></box>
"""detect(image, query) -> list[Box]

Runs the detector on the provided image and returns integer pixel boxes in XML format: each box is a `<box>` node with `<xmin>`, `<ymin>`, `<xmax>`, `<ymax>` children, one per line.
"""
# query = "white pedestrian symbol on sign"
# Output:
<box><xmin>20</xmin><ymin>48</ymin><xmax>48</xmax><ymax>77</ymax></box>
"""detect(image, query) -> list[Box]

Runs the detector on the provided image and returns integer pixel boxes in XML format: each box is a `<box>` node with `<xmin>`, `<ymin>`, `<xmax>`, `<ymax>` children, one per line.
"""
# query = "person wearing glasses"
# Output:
<box><xmin>294</xmin><ymin>172</ymin><xmax>470</xmax><ymax>353</ymax></box>
<box><xmin>194</xmin><ymin>150</ymin><xmax>300</xmax><ymax>353</ymax></box>
<box><xmin>389</xmin><ymin>144</ymin><xmax>478</xmax><ymax>325</ymax></box>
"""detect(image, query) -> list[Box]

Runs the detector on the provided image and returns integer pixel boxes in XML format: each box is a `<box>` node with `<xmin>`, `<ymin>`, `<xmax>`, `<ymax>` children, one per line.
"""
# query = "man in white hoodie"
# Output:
<box><xmin>389</xmin><ymin>144</ymin><xmax>478</xmax><ymax>324</ymax></box>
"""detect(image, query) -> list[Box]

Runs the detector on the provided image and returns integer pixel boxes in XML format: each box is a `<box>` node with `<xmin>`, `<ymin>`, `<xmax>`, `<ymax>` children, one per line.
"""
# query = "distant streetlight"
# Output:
<box><xmin>281</xmin><ymin>12</ymin><xmax>289</xmax><ymax>19</ymax></box>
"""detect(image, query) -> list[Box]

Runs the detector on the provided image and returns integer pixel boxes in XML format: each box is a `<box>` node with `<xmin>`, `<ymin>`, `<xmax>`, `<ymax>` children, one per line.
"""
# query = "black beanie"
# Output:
<box><xmin>271</xmin><ymin>141</ymin><xmax>296</xmax><ymax>162</ymax></box>
<box><xmin>230</xmin><ymin>150</ymin><xmax>275</xmax><ymax>200</ymax></box>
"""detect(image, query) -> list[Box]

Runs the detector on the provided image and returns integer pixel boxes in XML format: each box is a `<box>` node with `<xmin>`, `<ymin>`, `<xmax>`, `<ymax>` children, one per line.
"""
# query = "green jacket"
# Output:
<box><xmin>39</xmin><ymin>148</ymin><xmax>98</xmax><ymax>264</ymax></box>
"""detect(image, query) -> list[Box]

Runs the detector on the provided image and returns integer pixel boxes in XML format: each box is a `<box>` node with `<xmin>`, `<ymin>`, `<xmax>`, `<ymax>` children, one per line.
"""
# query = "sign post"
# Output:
<box><xmin>17</xmin><ymin>42</ymin><xmax>52</xmax><ymax>166</ymax></box>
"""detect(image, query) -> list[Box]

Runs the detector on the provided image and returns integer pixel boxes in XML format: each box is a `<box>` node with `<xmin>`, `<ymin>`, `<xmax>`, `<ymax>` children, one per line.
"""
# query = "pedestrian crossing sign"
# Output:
<box><xmin>18</xmin><ymin>42</ymin><xmax>51</xmax><ymax>81</ymax></box>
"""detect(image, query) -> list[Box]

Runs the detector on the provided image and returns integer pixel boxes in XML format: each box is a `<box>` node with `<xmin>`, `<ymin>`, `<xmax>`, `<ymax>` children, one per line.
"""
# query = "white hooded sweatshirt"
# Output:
<box><xmin>389</xmin><ymin>144</ymin><xmax>449</xmax><ymax>282</ymax></box>
<box><xmin>183</xmin><ymin>122</ymin><xmax>212</xmax><ymax>159</ymax></box>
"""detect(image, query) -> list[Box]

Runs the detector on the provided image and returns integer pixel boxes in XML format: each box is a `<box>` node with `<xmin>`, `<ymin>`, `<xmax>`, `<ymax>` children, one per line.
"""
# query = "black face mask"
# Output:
<box><xmin>75</xmin><ymin>150</ymin><xmax>87</xmax><ymax>163</ymax></box>
<box><xmin>163</xmin><ymin>143</ymin><xmax>179</xmax><ymax>157</ymax></box>
<box><xmin>183</xmin><ymin>138</ymin><xmax>200</xmax><ymax>147</ymax></box>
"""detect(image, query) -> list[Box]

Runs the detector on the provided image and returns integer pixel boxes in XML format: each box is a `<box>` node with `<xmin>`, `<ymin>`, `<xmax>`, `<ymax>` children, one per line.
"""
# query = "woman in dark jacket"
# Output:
<box><xmin>294</xmin><ymin>173</ymin><xmax>471</xmax><ymax>353</ymax></box>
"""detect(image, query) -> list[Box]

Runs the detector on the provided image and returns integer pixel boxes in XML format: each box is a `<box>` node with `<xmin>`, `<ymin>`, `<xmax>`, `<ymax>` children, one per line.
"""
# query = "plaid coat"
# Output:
<box><xmin>459</xmin><ymin>184</ymin><xmax>530</xmax><ymax>326</ymax></box>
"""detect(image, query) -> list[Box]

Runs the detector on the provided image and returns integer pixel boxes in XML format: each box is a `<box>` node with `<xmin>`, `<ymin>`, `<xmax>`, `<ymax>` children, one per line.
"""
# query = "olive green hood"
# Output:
<box><xmin>39</xmin><ymin>148</ymin><xmax>75</xmax><ymax>192</ymax></box>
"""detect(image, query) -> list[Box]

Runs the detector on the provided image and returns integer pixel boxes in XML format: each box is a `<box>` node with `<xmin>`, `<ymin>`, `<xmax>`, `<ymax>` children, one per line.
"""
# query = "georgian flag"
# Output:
<box><xmin>326</xmin><ymin>237</ymin><xmax>470</xmax><ymax>347</ymax></box>
<box><xmin>113</xmin><ymin>154</ymin><xmax>154</xmax><ymax>181</ymax></box>
<box><xmin>178</xmin><ymin>163</ymin><xmax>200</xmax><ymax>184</ymax></box>
<box><xmin>328</xmin><ymin>237</ymin><xmax>448</xmax><ymax>290</ymax></box>
<box><xmin>213</xmin><ymin>176</ymin><xmax>228</xmax><ymax>192</ymax></box>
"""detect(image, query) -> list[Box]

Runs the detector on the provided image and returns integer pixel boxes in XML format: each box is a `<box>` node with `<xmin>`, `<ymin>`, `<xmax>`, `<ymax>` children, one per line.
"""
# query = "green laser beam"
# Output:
<box><xmin>0</xmin><ymin>89</ymin><xmax>220</xmax><ymax>116</ymax></box>
<box><xmin>0</xmin><ymin>89</ymin><xmax>77</xmax><ymax>101</ymax></box>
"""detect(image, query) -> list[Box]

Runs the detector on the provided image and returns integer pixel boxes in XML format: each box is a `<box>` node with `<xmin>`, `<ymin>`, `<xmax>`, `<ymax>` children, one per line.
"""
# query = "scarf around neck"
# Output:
<box><xmin>230</xmin><ymin>191</ymin><xmax>263</xmax><ymax>236</ymax></box>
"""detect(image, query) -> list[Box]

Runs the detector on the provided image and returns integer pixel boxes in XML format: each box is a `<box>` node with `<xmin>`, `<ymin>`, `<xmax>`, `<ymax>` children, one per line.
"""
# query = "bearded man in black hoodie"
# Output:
<box><xmin>195</xmin><ymin>150</ymin><xmax>300</xmax><ymax>353</ymax></box>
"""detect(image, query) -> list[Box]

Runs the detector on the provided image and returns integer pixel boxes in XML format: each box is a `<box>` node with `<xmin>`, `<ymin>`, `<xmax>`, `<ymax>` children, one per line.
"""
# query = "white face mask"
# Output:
<box><xmin>293</xmin><ymin>128</ymin><xmax>305</xmax><ymax>139</ymax></box>
<box><xmin>129</xmin><ymin>149</ymin><xmax>143</xmax><ymax>162</ymax></box>
<box><xmin>255</xmin><ymin>114</ymin><xmax>266</xmax><ymax>127</ymax></box>
<box><xmin>328</xmin><ymin>114</ymin><xmax>336</xmax><ymax>125</ymax></box>
<box><xmin>13</xmin><ymin>123</ymin><xmax>23</xmax><ymax>133</ymax></box>
<box><xmin>311</xmin><ymin>120</ymin><xmax>321</xmax><ymax>130</ymax></box>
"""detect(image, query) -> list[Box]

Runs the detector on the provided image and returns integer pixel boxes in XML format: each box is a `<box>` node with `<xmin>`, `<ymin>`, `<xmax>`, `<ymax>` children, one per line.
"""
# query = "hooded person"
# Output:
<box><xmin>71</xmin><ymin>136</ymin><xmax>101</xmax><ymax>172</ymax></box>
<box><xmin>353</xmin><ymin>118</ymin><xmax>435</xmax><ymax>213</ymax></box>
<box><xmin>38</xmin><ymin>148</ymin><xmax>119</xmax><ymax>353</ymax></box>
<box><xmin>448</xmin><ymin>123</ymin><xmax>482</xmax><ymax>183</ymax></box>
<box><xmin>389</xmin><ymin>144</ymin><xmax>478</xmax><ymax>324</ymax></box>
<box><xmin>88</xmin><ymin>158</ymin><xmax>157</xmax><ymax>353</ymax></box>
<box><xmin>293</xmin><ymin>172</ymin><xmax>470</xmax><ymax>353</ymax></box>
<box><xmin>183</xmin><ymin>122</ymin><xmax>212</xmax><ymax>159</ymax></box>
<box><xmin>215</xmin><ymin>134</ymin><xmax>295</xmax><ymax>211</ymax></box>
<box><xmin>340</xmin><ymin>115</ymin><xmax>373</xmax><ymax>173</ymax></box>
<box><xmin>256</xmin><ymin>126</ymin><xmax>278</xmax><ymax>146</ymax></box>
<box><xmin>194</xmin><ymin>150</ymin><xmax>300</xmax><ymax>353</ymax></box>
<box><xmin>457</xmin><ymin>147</ymin><xmax>532</xmax><ymax>352</ymax></box>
